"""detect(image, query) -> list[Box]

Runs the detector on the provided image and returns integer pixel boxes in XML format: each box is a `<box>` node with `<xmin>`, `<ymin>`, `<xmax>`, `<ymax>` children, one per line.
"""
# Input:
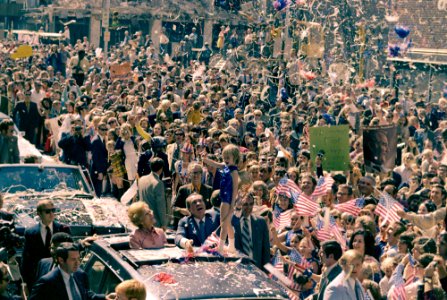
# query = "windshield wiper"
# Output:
<box><xmin>72</xmin><ymin>193</ymin><xmax>94</xmax><ymax>199</ymax></box>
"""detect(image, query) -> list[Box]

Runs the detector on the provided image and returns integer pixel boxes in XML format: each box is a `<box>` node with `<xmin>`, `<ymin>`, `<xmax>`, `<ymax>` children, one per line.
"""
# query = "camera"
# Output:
<box><xmin>0</xmin><ymin>222</ymin><xmax>24</xmax><ymax>262</ymax></box>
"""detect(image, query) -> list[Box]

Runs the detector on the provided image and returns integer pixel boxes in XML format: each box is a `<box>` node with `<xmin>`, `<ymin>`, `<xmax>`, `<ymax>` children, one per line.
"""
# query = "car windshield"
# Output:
<box><xmin>0</xmin><ymin>165</ymin><xmax>90</xmax><ymax>193</ymax></box>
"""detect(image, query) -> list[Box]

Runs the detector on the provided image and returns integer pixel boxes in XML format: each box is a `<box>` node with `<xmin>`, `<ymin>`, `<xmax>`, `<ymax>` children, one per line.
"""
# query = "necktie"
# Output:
<box><xmin>69</xmin><ymin>275</ymin><xmax>82</xmax><ymax>300</ymax></box>
<box><xmin>354</xmin><ymin>281</ymin><xmax>363</xmax><ymax>300</ymax></box>
<box><xmin>241</xmin><ymin>217</ymin><xmax>252</xmax><ymax>257</ymax></box>
<box><xmin>45</xmin><ymin>226</ymin><xmax>52</xmax><ymax>249</ymax></box>
<box><xmin>199</xmin><ymin>220</ymin><xmax>205</xmax><ymax>244</ymax></box>
<box><xmin>26</xmin><ymin>102</ymin><xmax>30</xmax><ymax>113</ymax></box>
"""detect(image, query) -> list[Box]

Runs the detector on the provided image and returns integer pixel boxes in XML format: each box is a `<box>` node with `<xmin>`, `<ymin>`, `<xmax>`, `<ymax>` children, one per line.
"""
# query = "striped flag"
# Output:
<box><xmin>312</xmin><ymin>176</ymin><xmax>335</xmax><ymax>197</ymax></box>
<box><xmin>316</xmin><ymin>215</ymin><xmax>332</xmax><ymax>241</ymax></box>
<box><xmin>389</xmin><ymin>264</ymin><xmax>407</xmax><ymax>300</ymax></box>
<box><xmin>271</xmin><ymin>249</ymin><xmax>284</xmax><ymax>274</ymax></box>
<box><xmin>375</xmin><ymin>192</ymin><xmax>404</xmax><ymax>223</ymax></box>
<box><xmin>203</xmin><ymin>231</ymin><xmax>220</xmax><ymax>247</ymax></box>
<box><xmin>315</xmin><ymin>214</ymin><xmax>346</xmax><ymax>249</ymax></box>
<box><xmin>273</xmin><ymin>208</ymin><xmax>292</xmax><ymax>230</ymax></box>
<box><xmin>276</xmin><ymin>177</ymin><xmax>302</xmax><ymax>195</ymax></box>
<box><xmin>335</xmin><ymin>197</ymin><xmax>365</xmax><ymax>216</ymax></box>
<box><xmin>294</xmin><ymin>193</ymin><xmax>320</xmax><ymax>216</ymax></box>
<box><xmin>289</xmin><ymin>248</ymin><xmax>311</xmax><ymax>272</ymax></box>
<box><xmin>404</xmin><ymin>254</ymin><xmax>416</xmax><ymax>285</ymax></box>
<box><xmin>287</xmin><ymin>249</ymin><xmax>311</xmax><ymax>291</ymax></box>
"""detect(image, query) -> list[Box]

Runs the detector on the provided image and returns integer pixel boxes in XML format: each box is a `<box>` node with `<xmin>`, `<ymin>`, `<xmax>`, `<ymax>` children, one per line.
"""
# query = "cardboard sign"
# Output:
<box><xmin>363</xmin><ymin>126</ymin><xmax>397</xmax><ymax>173</ymax></box>
<box><xmin>309</xmin><ymin>125</ymin><xmax>350</xmax><ymax>171</ymax></box>
<box><xmin>11</xmin><ymin>45</ymin><xmax>33</xmax><ymax>59</ymax></box>
<box><xmin>109</xmin><ymin>62</ymin><xmax>131</xmax><ymax>79</ymax></box>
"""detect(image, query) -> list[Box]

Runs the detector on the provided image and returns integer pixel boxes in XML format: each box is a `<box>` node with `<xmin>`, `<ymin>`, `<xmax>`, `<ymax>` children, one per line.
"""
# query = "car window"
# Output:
<box><xmin>83</xmin><ymin>254</ymin><xmax>121</xmax><ymax>294</ymax></box>
<box><xmin>102</xmin><ymin>268</ymin><xmax>121</xmax><ymax>294</ymax></box>
<box><xmin>87</xmin><ymin>259</ymin><xmax>106</xmax><ymax>292</ymax></box>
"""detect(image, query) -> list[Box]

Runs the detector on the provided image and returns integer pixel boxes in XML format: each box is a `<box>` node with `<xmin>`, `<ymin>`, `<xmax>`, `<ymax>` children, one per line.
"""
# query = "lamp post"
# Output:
<box><xmin>102</xmin><ymin>0</ymin><xmax>110</xmax><ymax>62</ymax></box>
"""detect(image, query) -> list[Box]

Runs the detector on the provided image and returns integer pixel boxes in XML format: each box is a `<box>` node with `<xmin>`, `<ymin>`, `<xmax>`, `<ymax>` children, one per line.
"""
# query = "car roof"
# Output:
<box><xmin>88</xmin><ymin>236</ymin><xmax>288</xmax><ymax>300</ymax></box>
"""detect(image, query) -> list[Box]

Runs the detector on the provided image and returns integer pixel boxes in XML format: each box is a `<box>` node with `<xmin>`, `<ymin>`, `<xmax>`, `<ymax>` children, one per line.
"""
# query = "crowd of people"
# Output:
<box><xmin>1</xmin><ymin>23</ymin><xmax>447</xmax><ymax>300</ymax></box>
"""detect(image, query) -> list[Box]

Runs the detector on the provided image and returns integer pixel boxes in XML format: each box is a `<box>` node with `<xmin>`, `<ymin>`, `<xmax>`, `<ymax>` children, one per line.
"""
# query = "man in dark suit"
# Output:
<box><xmin>175</xmin><ymin>194</ymin><xmax>220</xmax><ymax>252</ymax></box>
<box><xmin>12</xmin><ymin>90</ymin><xmax>41</xmax><ymax>145</ymax></box>
<box><xmin>58</xmin><ymin>122</ymin><xmax>90</xmax><ymax>169</ymax></box>
<box><xmin>314</xmin><ymin>240</ymin><xmax>343</xmax><ymax>300</ymax></box>
<box><xmin>35</xmin><ymin>232</ymin><xmax>74</xmax><ymax>281</ymax></box>
<box><xmin>233</xmin><ymin>193</ymin><xmax>270</xmax><ymax>270</ymax></box>
<box><xmin>139</xmin><ymin>157</ymin><xmax>167</xmax><ymax>229</ymax></box>
<box><xmin>172</xmin><ymin>163</ymin><xmax>213</xmax><ymax>229</ymax></box>
<box><xmin>30</xmin><ymin>243</ymin><xmax>105</xmax><ymax>300</ymax></box>
<box><xmin>0</xmin><ymin>119</ymin><xmax>19</xmax><ymax>164</ymax></box>
<box><xmin>90</xmin><ymin>123</ymin><xmax>108</xmax><ymax>197</ymax></box>
<box><xmin>21</xmin><ymin>200</ymin><xmax>71</xmax><ymax>289</ymax></box>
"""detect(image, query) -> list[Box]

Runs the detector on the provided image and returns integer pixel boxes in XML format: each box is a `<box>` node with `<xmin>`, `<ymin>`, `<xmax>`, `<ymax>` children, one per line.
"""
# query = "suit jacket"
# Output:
<box><xmin>139</xmin><ymin>172</ymin><xmax>166</xmax><ymax>227</ymax></box>
<box><xmin>13</xmin><ymin>101</ymin><xmax>40</xmax><ymax>131</ymax></box>
<box><xmin>0</xmin><ymin>135</ymin><xmax>19</xmax><ymax>163</ymax></box>
<box><xmin>233</xmin><ymin>215</ymin><xmax>270</xmax><ymax>270</ymax></box>
<box><xmin>173</xmin><ymin>183</ymin><xmax>213</xmax><ymax>210</ymax></box>
<box><xmin>30</xmin><ymin>268</ymin><xmax>105</xmax><ymax>300</ymax></box>
<box><xmin>175</xmin><ymin>210</ymin><xmax>220</xmax><ymax>247</ymax></box>
<box><xmin>35</xmin><ymin>257</ymin><xmax>56</xmax><ymax>281</ymax></box>
<box><xmin>172</xmin><ymin>183</ymin><xmax>213</xmax><ymax>228</ymax></box>
<box><xmin>58</xmin><ymin>133</ymin><xmax>91</xmax><ymax>168</ymax></box>
<box><xmin>323</xmin><ymin>272</ymin><xmax>365</xmax><ymax>300</ymax></box>
<box><xmin>21</xmin><ymin>222</ymin><xmax>71</xmax><ymax>288</ymax></box>
<box><xmin>317</xmin><ymin>264</ymin><xmax>342</xmax><ymax>300</ymax></box>
<box><xmin>90</xmin><ymin>135</ymin><xmax>108</xmax><ymax>175</ymax></box>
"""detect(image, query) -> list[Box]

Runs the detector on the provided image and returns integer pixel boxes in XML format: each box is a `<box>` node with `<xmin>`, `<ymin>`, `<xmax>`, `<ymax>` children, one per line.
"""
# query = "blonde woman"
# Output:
<box><xmin>115</xmin><ymin>123</ymin><xmax>138</xmax><ymax>182</ymax></box>
<box><xmin>128</xmin><ymin>202</ymin><xmax>167</xmax><ymax>249</ymax></box>
<box><xmin>324</xmin><ymin>249</ymin><xmax>365</xmax><ymax>300</ymax></box>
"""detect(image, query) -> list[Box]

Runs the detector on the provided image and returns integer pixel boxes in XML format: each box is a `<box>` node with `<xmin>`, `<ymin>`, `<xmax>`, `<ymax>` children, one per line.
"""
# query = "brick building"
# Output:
<box><xmin>392</xmin><ymin>0</ymin><xmax>447</xmax><ymax>49</ymax></box>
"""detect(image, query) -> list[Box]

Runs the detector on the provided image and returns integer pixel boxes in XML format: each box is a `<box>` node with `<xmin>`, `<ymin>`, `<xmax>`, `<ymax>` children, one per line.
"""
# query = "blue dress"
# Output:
<box><xmin>220</xmin><ymin>165</ymin><xmax>238</xmax><ymax>204</ymax></box>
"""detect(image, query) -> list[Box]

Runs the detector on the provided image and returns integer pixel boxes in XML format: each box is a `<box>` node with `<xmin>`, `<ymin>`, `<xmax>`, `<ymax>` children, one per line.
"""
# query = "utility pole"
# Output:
<box><xmin>102</xmin><ymin>0</ymin><xmax>110</xmax><ymax>62</ymax></box>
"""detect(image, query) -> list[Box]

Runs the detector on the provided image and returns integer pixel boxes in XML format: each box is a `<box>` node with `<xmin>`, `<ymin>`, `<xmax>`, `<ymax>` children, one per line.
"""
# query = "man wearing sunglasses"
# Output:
<box><xmin>0</xmin><ymin>119</ymin><xmax>19</xmax><ymax>164</ymax></box>
<box><xmin>21</xmin><ymin>200</ymin><xmax>71</xmax><ymax>290</ymax></box>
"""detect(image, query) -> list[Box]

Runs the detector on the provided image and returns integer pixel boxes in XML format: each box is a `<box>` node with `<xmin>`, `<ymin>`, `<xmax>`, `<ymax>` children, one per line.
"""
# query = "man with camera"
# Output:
<box><xmin>58</xmin><ymin>120</ymin><xmax>91</xmax><ymax>168</ymax></box>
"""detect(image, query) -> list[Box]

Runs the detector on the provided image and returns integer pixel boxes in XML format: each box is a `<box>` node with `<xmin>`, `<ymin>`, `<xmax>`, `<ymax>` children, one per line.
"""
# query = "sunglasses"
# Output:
<box><xmin>99</xmin><ymin>128</ymin><xmax>107</xmax><ymax>131</ymax></box>
<box><xmin>42</xmin><ymin>208</ymin><xmax>57</xmax><ymax>214</ymax></box>
<box><xmin>108</xmin><ymin>120</ymin><xmax>116</xmax><ymax>125</ymax></box>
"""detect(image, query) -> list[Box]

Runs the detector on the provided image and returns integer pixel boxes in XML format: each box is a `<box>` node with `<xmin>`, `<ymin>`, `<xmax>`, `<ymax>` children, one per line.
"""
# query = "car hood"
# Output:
<box><xmin>3</xmin><ymin>192</ymin><xmax>135</xmax><ymax>236</ymax></box>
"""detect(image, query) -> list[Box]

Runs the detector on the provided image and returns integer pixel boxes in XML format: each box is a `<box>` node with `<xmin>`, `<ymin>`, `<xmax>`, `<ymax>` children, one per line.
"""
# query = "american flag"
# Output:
<box><xmin>315</xmin><ymin>214</ymin><xmax>346</xmax><ymax>249</ymax></box>
<box><xmin>289</xmin><ymin>248</ymin><xmax>311</xmax><ymax>273</ymax></box>
<box><xmin>276</xmin><ymin>177</ymin><xmax>302</xmax><ymax>195</ymax></box>
<box><xmin>273</xmin><ymin>208</ymin><xmax>292</xmax><ymax>230</ymax></box>
<box><xmin>203</xmin><ymin>231</ymin><xmax>220</xmax><ymax>247</ymax></box>
<box><xmin>271</xmin><ymin>249</ymin><xmax>284</xmax><ymax>274</ymax></box>
<box><xmin>312</xmin><ymin>176</ymin><xmax>335</xmax><ymax>197</ymax></box>
<box><xmin>375</xmin><ymin>192</ymin><xmax>404</xmax><ymax>223</ymax></box>
<box><xmin>335</xmin><ymin>197</ymin><xmax>365</xmax><ymax>216</ymax></box>
<box><xmin>294</xmin><ymin>192</ymin><xmax>320</xmax><ymax>216</ymax></box>
<box><xmin>389</xmin><ymin>264</ymin><xmax>407</xmax><ymax>300</ymax></box>
<box><xmin>405</xmin><ymin>254</ymin><xmax>416</xmax><ymax>285</ymax></box>
<box><xmin>287</xmin><ymin>249</ymin><xmax>311</xmax><ymax>291</ymax></box>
